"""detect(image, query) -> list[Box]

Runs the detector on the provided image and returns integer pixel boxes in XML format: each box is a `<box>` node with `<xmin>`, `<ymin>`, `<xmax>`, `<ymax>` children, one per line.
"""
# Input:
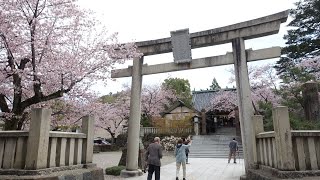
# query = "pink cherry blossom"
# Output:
<box><xmin>215</xmin><ymin>64</ymin><xmax>281</xmax><ymax>115</ymax></box>
<box><xmin>0</xmin><ymin>0</ymin><xmax>140</xmax><ymax>130</ymax></box>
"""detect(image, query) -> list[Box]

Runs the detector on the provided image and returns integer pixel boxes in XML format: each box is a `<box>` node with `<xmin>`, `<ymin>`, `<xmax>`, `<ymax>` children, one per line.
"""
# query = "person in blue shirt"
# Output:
<box><xmin>175</xmin><ymin>137</ymin><xmax>192</xmax><ymax>180</ymax></box>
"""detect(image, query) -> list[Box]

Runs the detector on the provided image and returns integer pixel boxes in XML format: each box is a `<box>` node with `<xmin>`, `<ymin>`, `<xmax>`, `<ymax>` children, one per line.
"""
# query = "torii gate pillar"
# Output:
<box><xmin>232</xmin><ymin>38</ymin><xmax>255</xmax><ymax>171</ymax></box>
<box><xmin>120</xmin><ymin>57</ymin><xmax>144</xmax><ymax>177</ymax></box>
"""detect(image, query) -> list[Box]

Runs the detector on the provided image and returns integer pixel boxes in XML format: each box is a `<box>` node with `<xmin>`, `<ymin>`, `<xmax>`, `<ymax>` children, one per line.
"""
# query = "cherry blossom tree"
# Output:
<box><xmin>0</xmin><ymin>0</ymin><xmax>140</xmax><ymax>130</ymax></box>
<box><xmin>211</xmin><ymin>64</ymin><xmax>281</xmax><ymax>116</ymax></box>
<box><xmin>141</xmin><ymin>85</ymin><xmax>177</xmax><ymax>119</ymax></box>
<box><xmin>93</xmin><ymin>84</ymin><xmax>176</xmax><ymax>140</ymax></box>
<box><xmin>249</xmin><ymin>64</ymin><xmax>281</xmax><ymax>111</ymax></box>
<box><xmin>209</xmin><ymin>90</ymin><xmax>237</xmax><ymax>113</ymax></box>
<box><xmin>95</xmin><ymin>90</ymin><xmax>130</xmax><ymax>142</ymax></box>
<box><xmin>298</xmin><ymin>56</ymin><xmax>320</xmax><ymax>81</ymax></box>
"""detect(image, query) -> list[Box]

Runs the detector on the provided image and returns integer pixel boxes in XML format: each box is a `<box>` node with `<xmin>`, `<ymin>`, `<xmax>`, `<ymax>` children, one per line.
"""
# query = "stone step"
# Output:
<box><xmin>189</xmin><ymin>155</ymin><xmax>244</xmax><ymax>158</ymax></box>
<box><xmin>189</xmin><ymin>154</ymin><xmax>243</xmax><ymax>156</ymax></box>
<box><xmin>190</xmin><ymin>143</ymin><xmax>243</xmax><ymax>146</ymax></box>
<box><xmin>189</xmin><ymin>149</ymin><xmax>243</xmax><ymax>152</ymax></box>
<box><xmin>190</xmin><ymin>147</ymin><xmax>243</xmax><ymax>150</ymax></box>
<box><xmin>189</xmin><ymin>134</ymin><xmax>242</xmax><ymax>158</ymax></box>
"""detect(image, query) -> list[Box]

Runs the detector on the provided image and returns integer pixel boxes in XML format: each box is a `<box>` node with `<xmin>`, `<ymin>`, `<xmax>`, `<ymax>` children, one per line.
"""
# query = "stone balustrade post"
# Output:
<box><xmin>82</xmin><ymin>115</ymin><xmax>94</xmax><ymax>164</ymax></box>
<box><xmin>252</xmin><ymin>115</ymin><xmax>264</xmax><ymax>166</ymax></box>
<box><xmin>273</xmin><ymin>106</ymin><xmax>295</xmax><ymax>170</ymax></box>
<box><xmin>25</xmin><ymin>108</ymin><xmax>51</xmax><ymax>169</ymax></box>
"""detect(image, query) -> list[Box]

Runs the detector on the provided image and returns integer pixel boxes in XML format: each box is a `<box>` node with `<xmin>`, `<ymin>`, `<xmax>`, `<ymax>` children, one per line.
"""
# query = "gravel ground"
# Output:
<box><xmin>93</xmin><ymin>151</ymin><xmax>175</xmax><ymax>180</ymax></box>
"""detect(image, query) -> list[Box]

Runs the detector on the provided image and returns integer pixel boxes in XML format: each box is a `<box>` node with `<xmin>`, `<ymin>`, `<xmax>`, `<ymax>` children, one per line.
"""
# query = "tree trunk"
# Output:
<box><xmin>4</xmin><ymin>117</ymin><xmax>19</xmax><ymax>130</ymax></box>
<box><xmin>4</xmin><ymin>111</ymin><xmax>26</xmax><ymax>130</ymax></box>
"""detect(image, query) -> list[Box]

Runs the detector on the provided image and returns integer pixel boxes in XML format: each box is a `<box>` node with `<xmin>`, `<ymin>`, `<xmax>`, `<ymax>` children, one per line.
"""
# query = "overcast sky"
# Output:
<box><xmin>78</xmin><ymin>0</ymin><xmax>298</xmax><ymax>95</ymax></box>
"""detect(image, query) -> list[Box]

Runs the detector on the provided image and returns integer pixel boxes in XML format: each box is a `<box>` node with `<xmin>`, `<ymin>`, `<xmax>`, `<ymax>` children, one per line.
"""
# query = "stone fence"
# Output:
<box><xmin>251</xmin><ymin>106</ymin><xmax>320</xmax><ymax>178</ymax></box>
<box><xmin>121</xmin><ymin>127</ymin><xmax>193</xmax><ymax>135</ymax></box>
<box><xmin>0</xmin><ymin>108</ymin><xmax>103</xmax><ymax>179</ymax></box>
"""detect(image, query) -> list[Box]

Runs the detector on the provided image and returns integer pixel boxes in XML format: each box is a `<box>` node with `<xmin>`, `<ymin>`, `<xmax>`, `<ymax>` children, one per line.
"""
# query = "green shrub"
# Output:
<box><xmin>290</xmin><ymin>116</ymin><xmax>320</xmax><ymax>130</ymax></box>
<box><xmin>115</xmin><ymin>133</ymin><xmax>127</xmax><ymax>148</ymax></box>
<box><xmin>105</xmin><ymin>166</ymin><xmax>126</xmax><ymax>176</ymax></box>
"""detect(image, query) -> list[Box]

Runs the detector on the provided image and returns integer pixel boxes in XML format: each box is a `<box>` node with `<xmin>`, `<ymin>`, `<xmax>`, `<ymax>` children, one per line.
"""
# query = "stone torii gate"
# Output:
<box><xmin>111</xmin><ymin>10</ymin><xmax>289</xmax><ymax>177</ymax></box>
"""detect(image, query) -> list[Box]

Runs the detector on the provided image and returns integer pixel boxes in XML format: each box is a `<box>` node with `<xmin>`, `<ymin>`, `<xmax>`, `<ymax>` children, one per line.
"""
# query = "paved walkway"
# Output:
<box><xmin>93</xmin><ymin>152</ymin><xmax>244</xmax><ymax>180</ymax></box>
<box><xmin>129</xmin><ymin>158</ymin><xmax>245</xmax><ymax>180</ymax></box>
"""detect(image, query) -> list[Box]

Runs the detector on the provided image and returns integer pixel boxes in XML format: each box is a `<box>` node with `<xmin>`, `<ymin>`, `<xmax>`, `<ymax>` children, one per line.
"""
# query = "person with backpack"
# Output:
<box><xmin>175</xmin><ymin>137</ymin><xmax>192</xmax><ymax>180</ymax></box>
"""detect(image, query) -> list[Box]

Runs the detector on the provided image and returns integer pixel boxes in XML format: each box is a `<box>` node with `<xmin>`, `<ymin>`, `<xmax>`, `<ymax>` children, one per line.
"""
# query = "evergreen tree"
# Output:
<box><xmin>275</xmin><ymin>0</ymin><xmax>320</xmax><ymax>80</ymax></box>
<box><xmin>274</xmin><ymin>0</ymin><xmax>320</xmax><ymax>126</ymax></box>
<box><xmin>209</xmin><ymin>78</ymin><xmax>221</xmax><ymax>90</ymax></box>
<box><xmin>162</xmin><ymin>78</ymin><xmax>192</xmax><ymax>106</ymax></box>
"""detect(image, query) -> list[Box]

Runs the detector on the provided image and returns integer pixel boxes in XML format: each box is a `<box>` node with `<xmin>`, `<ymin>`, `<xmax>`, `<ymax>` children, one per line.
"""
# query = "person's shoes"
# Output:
<box><xmin>234</xmin><ymin>162</ymin><xmax>237</xmax><ymax>164</ymax></box>
<box><xmin>176</xmin><ymin>177</ymin><xmax>179</xmax><ymax>180</ymax></box>
<box><xmin>183</xmin><ymin>178</ymin><xmax>186</xmax><ymax>180</ymax></box>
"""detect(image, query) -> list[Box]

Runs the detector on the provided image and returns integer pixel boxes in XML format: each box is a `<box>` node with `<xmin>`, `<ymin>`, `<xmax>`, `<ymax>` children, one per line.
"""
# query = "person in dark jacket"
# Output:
<box><xmin>228</xmin><ymin>138</ymin><xmax>239</xmax><ymax>163</ymax></box>
<box><xmin>146</xmin><ymin>137</ymin><xmax>163</xmax><ymax>180</ymax></box>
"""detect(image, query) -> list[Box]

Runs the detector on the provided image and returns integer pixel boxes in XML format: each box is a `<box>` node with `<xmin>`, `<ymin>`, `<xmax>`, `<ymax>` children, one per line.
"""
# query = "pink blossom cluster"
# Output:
<box><xmin>213</xmin><ymin>64</ymin><xmax>281</xmax><ymax>114</ymax></box>
<box><xmin>141</xmin><ymin>85</ymin><xmax>177</xmax><ymax>118</ymax></box>
<box><xmin>93</xmin><ymin>85</ymin><xmax>176</xmax><ymax>138</ymax></box>
<box><xmin>0</xmin><ymin>0</ymin><xmax>140</xmax><ymax>129</ymax></box>
<box><xmin>209</xmin><ymin>90</ymin><xmax>237</xmax><ymax>112</ymax></box>
<box><xmin>298</xmin><ymin>56</ymin><xmax>320</xmax><ymax>80</ymax></box>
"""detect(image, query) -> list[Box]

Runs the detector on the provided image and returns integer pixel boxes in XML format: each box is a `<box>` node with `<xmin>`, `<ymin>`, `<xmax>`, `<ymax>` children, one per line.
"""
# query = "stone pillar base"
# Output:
<box><xmin>0</xmin><ymin>165</ymin><xmax>103</xmax><ymax>180</ymax></box>
<box><xmin>240</xmin><ymin>174</ymin><xmax>247</xmax><ymax>180</ymax></box>
<box><xmin>120</xmin><ymin>169</ymin><xmax>143</xmax><ymax>178</ymax></box>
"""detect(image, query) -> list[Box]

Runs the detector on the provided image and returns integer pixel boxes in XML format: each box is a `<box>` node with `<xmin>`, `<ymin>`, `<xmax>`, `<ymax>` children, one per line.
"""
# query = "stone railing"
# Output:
<box><xmin>291</xmin><ymin>130</ymin><xmax>320</xmax><ymax>171</ymax></box>
<box><xmin>0</xmin><ymin>108</ymin><xmax>94</xmax><ymax>170</ymax></box>
<box><xmin>253</xmin><ymin>106</ymin><xmax>320</xmax><ymax>172</ymax></box>
<box><xmin>122</xmin><ymin>127</ymin><xmax>193</xmax><ymax>135</ymax></box>
<box><xmin>256</xmin><ymin>131</ymin><xmax>277</xmax><ymax>168</ymax></box>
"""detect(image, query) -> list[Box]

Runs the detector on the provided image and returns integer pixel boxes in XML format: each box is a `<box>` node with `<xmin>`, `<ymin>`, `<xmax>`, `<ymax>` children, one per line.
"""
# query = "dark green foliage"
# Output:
<box><xmin>257</xmin><ymin>101</ymin><xmax>274</xmax><ymax>131</ymax></box>
<box><xmin>274</xmin><ymin>0</ymin><xmax>320</xmax><ymax>126</ymax></box>
<box><xmin>141</xmin><ymin>114</ymin><xmax>152</xmax><ymax>127</ymax></box>
<box><xmin>162</xmin><ymin>78</ymin><xmax>192</xmax><ymax>106</ymax></box>
<box><xmin>275</xmin><ymin>0</ymin><xmax>320</xmax><ymax>79</ymax></box>
<box><xmin>290</xmin><ymin>114</ymin><xmax>320</xmax><ymax>130</ymax></box>
<box><xmin>115</xmin><ymin>133</ymin><xmax>127</xmax><ymax>148</ymax></box>
<box><xmin>99</xmin><ymin>92</ymin><xmax>119</xmax><ymax>103</ymax></box>
<box><xmin>209</xmin><ymin>78</ymin><xmax>221</xmax><ymax>91</ymax></box>
<box><xmin>284</xmin><ymin>0</ymin><xmax>320</xmax><ymax>59</ymax></box>
<box><xmin>105</xmin><ymin>166</ymin><xmax>126</xmax><ymax>176</ymax></box>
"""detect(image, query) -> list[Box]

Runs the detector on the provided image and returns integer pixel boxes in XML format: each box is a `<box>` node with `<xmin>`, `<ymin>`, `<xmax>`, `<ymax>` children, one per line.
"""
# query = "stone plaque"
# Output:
<box><xmin>170</xmin><ymin>28</ymin><xmax>192</xmax><ymax>64</ymax></box>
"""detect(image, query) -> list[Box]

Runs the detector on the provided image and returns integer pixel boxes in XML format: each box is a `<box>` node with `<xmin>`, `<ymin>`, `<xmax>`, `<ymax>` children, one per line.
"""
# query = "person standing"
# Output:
<box><xmin>175</xmin><ymin>137</ymin><xmax>192</xmax><ymax>180</ymax></box>
<box><xmin>184</xmin><ymin>139</ymin><xmax>190</xmax><ymax>164</ymax></box>
<box><xmin>146</xmin><ymin>137</ymin><xmax>163</xmax><ymax>180</ymax></box>
<box><xmin>228</xmin><ymin>138</ymin><xmax>239</xmax><ymax>163</ymax></box>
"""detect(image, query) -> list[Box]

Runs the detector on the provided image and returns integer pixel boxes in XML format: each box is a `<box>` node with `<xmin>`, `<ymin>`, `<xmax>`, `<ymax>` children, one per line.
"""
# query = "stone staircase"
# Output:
<box><xmin>189</xmin><ymin>127</ymin><xmax>243</xmax><ymax>158</ymax></box>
